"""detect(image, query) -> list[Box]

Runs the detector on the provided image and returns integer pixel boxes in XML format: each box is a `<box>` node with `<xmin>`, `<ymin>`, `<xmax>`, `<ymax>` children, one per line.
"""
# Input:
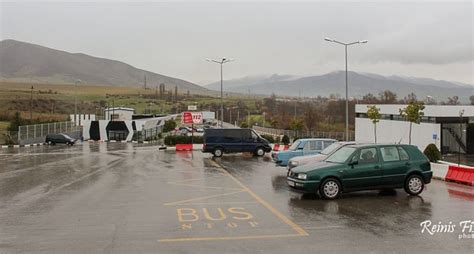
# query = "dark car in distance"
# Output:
<box><xmin>202</xmin><ymin>128</ymin><xmax>272</xmax><ymax>157</ymax></box>
<box><xmin>287</xmin><ymin>144</ymin><xmax>432</xmax><ymax>199</ymax></box>
<box><xmin>45</xmin><ymin>134</ymin><xmax>76</xmax><ymax>145</ymax></box>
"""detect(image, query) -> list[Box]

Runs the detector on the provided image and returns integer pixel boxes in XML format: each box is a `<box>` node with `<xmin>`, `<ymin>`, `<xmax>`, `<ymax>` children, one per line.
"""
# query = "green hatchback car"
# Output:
<box><xmin>287</xmin><ymin>144</ymin><xmax>432</xmax><ymax>199</ymax></box>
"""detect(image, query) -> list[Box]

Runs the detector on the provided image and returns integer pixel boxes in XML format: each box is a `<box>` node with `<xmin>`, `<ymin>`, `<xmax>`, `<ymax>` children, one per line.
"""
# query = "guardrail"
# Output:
<box><xmin>252</xmin><ymin>126</ymin><xmax>354</xmax><ymax>141</ymax></box>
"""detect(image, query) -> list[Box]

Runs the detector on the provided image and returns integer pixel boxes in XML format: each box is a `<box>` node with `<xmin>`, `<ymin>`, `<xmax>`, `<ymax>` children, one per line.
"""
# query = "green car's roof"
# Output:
<box><xmin>346</xmin><ymin>143</ymin><xmax>416</xmax><ymax>149</ymax></box>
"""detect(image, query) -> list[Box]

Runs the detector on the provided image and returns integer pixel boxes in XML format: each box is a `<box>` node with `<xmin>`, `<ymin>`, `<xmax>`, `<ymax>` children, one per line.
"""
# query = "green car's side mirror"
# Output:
<box><xmin>349</xmin><ymin>157</ymin><xmax>358</xmax><ymax>166</ymax></box>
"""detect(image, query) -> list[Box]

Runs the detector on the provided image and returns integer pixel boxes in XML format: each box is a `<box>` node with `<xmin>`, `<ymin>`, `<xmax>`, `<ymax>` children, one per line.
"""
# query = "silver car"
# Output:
<box><xmin>286</xmin><ymin>141</ymin><xmax>357</xmax><ymax>170</ymax></box>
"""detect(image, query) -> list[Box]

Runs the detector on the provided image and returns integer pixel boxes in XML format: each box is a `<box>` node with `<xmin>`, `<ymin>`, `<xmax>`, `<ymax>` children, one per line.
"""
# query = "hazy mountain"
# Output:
<box><xmin>205</xmin><ymin>74</ymin><xmax>296</xmax><ymax>90</ymax></box>
<box><xmin>212</xmin><ymin>71</ymin><xmax>473</xmax><ymax>102</ymax></box>
<box><xmin>0</xmin><ymin>39</ymin><xmax>209</xmax><ymax>94</ymax></box>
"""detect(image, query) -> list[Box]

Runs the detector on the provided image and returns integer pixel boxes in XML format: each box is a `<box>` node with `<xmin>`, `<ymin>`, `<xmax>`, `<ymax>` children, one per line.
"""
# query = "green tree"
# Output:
<box><xmin>290</xmin><ymin>118</ymin><xmax>304</xmax><ymax>131</ymax></box>
<box><xmin>379</xmin><ymin>90</ymin><xmax>397</xmax><ymax>104</ymax></box>
<box><xmin>7</xmin><ymin>112</ymin><xmax>23</xmax><ymax>131</ymax></box>
<box><xmin>367</xmin><ymin>105</ymin><xmax>381</xmax><ymax>143</ymax></box>
<box><xmin>162</xmin><ymin>119</ymin><xmax>177</xmax><ymax>133</ymax></box>
<box><xmin>399</xmin><ymin>101</ymin><xmax>425</xmax><ymax>144</ymax></box>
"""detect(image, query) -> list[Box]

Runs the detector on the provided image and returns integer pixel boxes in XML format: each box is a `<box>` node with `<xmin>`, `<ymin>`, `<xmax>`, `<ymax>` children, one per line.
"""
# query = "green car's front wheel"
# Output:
<box><xmin>319</xmin><ymin>178</ymin><xmax>342</xmax><ymax>200</ymax></box>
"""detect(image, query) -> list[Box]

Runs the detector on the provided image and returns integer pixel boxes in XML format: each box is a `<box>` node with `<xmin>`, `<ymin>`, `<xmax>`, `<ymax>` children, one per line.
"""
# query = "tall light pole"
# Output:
<box><xmin>206</xmin><ymin>58</ymin><xmax>234</xmax><ymax>128</ymax></box>
<box><xmin>325</xmin><ymin>37</ymin><xmax>367</xmax><ymax>141</ymax></box>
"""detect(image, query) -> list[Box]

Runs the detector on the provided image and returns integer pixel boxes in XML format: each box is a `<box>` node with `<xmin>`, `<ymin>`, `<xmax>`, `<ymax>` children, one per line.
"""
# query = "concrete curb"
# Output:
<box><xmin>1</xmin><ymin>143</ymin><xmax>45</xmax><ymax>149</ymax></box>
<box><xmin>1</xmin><ymin>140</ymin><xmax>159</xmax><ymax>149</ymax></box>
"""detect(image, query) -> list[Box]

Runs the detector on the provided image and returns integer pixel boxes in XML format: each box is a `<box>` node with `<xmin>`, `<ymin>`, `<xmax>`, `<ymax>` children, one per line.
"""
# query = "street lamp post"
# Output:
<box><xmin>206</xmin><ymin>58</ymin><xmax>234</xmax><ymax>128</ymax></box>
<box><xmin>458</xmin><ymin>110</ymin><xmax>465</xmax><ymax>165</ymax></box>
<box><xmin>325</xmin><ymin>37</ymin><xmax>367</xmax><ymax>141</ymax></box>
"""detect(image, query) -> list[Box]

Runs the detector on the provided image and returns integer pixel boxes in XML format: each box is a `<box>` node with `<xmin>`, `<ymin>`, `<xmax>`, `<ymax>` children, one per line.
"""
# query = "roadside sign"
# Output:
<box><xmin>432</xmin><ymin>134</ymin><xmax>438</xmax><ymax>140</ymax></box>
<box><xmin>188</xmin><ymin>105</ymin><xmax>197</xmax><ymax>111</ymax></box>
<box><xmin>181</xmin><ymin>111</ymin><xmax>203</xmax><ymax>124</ymax></box>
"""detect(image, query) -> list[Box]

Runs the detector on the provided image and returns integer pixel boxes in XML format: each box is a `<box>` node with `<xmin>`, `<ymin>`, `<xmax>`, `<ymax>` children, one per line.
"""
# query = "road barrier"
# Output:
<box><xmin>430</xmin><ymin>161</ymin><xmax>474</xmax><ymax>186</ymax></box>
<box><xmin>446</xmin><ymin>165</ymin><xmax>474</xmax><ymax>186</ymax></box>
<box><xmin>176</xmin><ymin>144</ymin><xmax>193</xmax><ymax>151</ymax></box>
<box><xmin>271</xmin><ymin>144</ymin><xmax>289</xmax><ymax>151</ymax></box>
<box><xmin>430</xmin><ymin>162</ymin><xmax>449</xmax><ymax>180</ymax></box>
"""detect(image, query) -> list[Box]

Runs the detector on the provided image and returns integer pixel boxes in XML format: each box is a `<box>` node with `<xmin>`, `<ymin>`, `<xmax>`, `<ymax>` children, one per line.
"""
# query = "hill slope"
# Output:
<box><xmin>211</xmin><ymin>71</ymin><xmax>473</xmax><ymax>101</ymax></box>
<box><xmin>0</xmin><ymin>39</ymin><xmax>209</xmax><ymax>94</ymax></box>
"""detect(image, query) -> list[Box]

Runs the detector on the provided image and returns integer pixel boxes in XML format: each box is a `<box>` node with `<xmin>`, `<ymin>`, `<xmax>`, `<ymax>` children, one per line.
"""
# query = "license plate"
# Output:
<box><xmin>287</xmin><ymin>180</ymin><xmax>295</xmax><ymax>187</ymax></box>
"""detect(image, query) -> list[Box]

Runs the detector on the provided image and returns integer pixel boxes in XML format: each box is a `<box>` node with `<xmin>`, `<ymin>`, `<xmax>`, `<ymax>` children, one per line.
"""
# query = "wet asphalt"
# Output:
<box><xmin>0</xmin><ymin>143</ymin><xmax>473</xmax><ymax>253</ymax></box>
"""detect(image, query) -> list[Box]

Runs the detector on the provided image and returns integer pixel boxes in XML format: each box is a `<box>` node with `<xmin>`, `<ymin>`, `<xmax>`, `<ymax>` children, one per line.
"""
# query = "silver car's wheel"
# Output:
<box><xmin>405</xmin><ymin>175</ymin><xmax>424</xmax><ymax>195</ymax></box>
<box><xmin>319</xmin><ymin>178</ymin><xmax>341</xmax><ymax>200</ymax></box>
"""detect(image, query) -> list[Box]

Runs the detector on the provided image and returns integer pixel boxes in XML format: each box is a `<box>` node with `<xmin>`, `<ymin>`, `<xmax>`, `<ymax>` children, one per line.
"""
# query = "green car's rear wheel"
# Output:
<box><xmin>404</xmin><ymin>175</ymin><xmax>424</xmax><ymax>195</ymax></box>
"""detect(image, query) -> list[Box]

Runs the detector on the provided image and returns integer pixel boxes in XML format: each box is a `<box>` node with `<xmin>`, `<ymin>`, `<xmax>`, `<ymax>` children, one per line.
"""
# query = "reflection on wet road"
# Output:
<box><xmin>0</xmin><ymin>143</ymin><xmax>472</xmax><ymax>253</ymax></box>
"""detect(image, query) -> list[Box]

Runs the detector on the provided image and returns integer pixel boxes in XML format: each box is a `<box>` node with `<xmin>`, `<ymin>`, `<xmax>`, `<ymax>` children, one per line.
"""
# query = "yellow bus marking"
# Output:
<box><xmin>159</xmin><ymin>233</ymin><xmax>302</xmax><ymax>243</ymax></box>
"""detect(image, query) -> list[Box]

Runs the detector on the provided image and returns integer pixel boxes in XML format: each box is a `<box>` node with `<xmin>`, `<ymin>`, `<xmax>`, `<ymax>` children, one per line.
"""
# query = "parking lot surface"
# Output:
<box><xmin>0</xmin><ymin>143</ymin><xmax>473</xmax><ymax>253</ymax></box>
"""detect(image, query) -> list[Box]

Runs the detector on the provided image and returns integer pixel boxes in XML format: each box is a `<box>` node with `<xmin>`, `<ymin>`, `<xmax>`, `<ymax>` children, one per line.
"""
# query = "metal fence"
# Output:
<box><xmin>252</xmin><ymin>126</ymin><xmax>355</xmax><ymax>141</ymax></box>
<box><xmin>132</xmin><ymin>126</ymin><xmax>163</xmax><ymax>142</ymax></box>
<box><xmin>18</xmin><ymin>121</ymin><xmax>82</xmax><ymax>141</ymax></box>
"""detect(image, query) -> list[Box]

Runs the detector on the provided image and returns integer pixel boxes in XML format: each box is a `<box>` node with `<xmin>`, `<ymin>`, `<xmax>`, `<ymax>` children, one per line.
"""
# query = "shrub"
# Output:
<box><xmin>240</xmin><ymin>121</ymin><xmax>249</xmax><ymax>128</ymax></box>
<box><xmin>275</xmin><ymin>136</ymin><xmax>281</xmax><ymax>144</ymax></box>
<box><xmin>164</xmin><ymin>135</ymin><xmax>203</xmax><ymax>145</ymax></box>
<box><xmin>163</xmin><ymin>119</ymin><xmax>177</xmax><ymax>133</ymax></box>
<box><xmin>423</xmin><ymin>143</ymin><xmax>441</xmax><ymax>162</ymax></box>
<box><xmin>282</xmin><ymin>135</ymin><xmax>290</xmax><ymax>145</ymax></box>
<box><xmin>261</xmin><ymin>134</ymin><xmax>275</xmax><ymax>143</ymax></box>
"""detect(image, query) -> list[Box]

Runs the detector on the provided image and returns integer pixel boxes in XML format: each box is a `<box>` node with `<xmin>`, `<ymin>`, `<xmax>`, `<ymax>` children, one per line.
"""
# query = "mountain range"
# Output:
<box><xmin>0</xmin><ymin>39</ymin><xmax>209</xmax><ymax>94</ymax></box>
<box><xmin>205</xmin><ymin>71</ymin><xmax>473</xmax><ymax>102</ymax></box>
<box><xmin>1</xmin><ymin>39</ymin><xmax>472</xmax><ymax>101</ymax></box>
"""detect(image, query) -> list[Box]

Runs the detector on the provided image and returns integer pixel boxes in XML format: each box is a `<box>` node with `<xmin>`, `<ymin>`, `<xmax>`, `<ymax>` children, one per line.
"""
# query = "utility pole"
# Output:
<box><xmin>144</xmin><ymin>74</ymin><xmax>147</xmax><ymax>90</ymax></box>
<box><xmin>458</xmin><ymin>109</ymin><xmax>464</xmax><ymax>165</ymax></box>
<box><xmin>30</xmin><ymin>85</ymin><xmax>34</xmax><ymax>120</ymax></box>
<box><xmin>74</xmin><ymin>79</ymin><xmax>81</xmax><ymax>125</ymax></box>
<box><xmin>247</xmin><ymin>110</ymin><xmax>250</xmax><ymax>127</ymax></box>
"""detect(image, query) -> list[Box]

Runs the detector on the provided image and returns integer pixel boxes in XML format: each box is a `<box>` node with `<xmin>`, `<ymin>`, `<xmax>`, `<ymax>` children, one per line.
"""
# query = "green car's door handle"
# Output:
<box><xmin>374</xmin><ymin>165</ymin><xmax>380</xmax><ymax>169</ymax></box>
<box><xmin>405</xmin><ymin>162</ymin><xmax>411</xmax><ymax>166</ymax></box>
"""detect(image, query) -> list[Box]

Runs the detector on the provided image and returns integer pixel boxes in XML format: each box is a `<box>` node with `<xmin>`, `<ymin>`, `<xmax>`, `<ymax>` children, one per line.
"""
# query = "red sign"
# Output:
<box><xmin>181</xmin><ymin>112</ymin><xmax>203</xmax><ymax>124</ymax></box>
<box><xmin>182</xmin><ymin>112</ymin><xmax>193</xmax><ymax>124</ymax></box>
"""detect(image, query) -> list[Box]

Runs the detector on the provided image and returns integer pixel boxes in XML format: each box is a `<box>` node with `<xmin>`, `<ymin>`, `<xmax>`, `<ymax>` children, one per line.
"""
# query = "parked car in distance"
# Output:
<box><xmin>272</xmin><ymin>138</ymin><xmax>336</xmax><ymax>167</ymax></box>
<box><xmin>287</xmin><ymin>144</ymin><xmax>432</xmax><ymax>199</ymax></box>
<box><xmin>202</xmin><ymin>128</ymin><xmax>272</xmax><ymax>157</ymax></box>
<box><xmin>287</xmin><ymin>141</ymin><xmax>357</xmax><ymax>170</ymax></box>
<box><xmin>45</xmin><ymin>133</ymin><xmax>76</xmax><ymax>145</ymax></box>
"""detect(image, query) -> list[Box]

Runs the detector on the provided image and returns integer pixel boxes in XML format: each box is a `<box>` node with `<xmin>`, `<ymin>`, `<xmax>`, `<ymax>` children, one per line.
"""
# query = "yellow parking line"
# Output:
<box><xmin>163</xmin><ymin>190</ymin><xmax>245</xmax><ymax>206</ymax></box>
<box><xmin>167</xmin><ymin>174</ymin><xmax>226</xmax><ymax>184</ymax></box>
<box><xmin>172</xmin><ymin>201</ymin><xmax>258</xmax><ymax>206</ymax></box>
<box><xmin>167</xmin><ymin>182</ymin><xmax>243</xmax><ymax>191</ymax></box>
<box><xmin>159</xmin><ymin>233</ymin><xmax>302</xmax><ymax>242</ymax></box>
<box><xmin>211</xmin><ymin>160</ymin><xmax>309</xmax><ymax>236</ymax></box>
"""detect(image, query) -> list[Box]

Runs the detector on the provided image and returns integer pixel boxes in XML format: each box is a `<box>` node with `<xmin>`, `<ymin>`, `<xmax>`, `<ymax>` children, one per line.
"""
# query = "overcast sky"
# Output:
<box><xmin>1</xmin><ymin>0</ymin><xmax>473</xmax><ymax>85</ymax></box>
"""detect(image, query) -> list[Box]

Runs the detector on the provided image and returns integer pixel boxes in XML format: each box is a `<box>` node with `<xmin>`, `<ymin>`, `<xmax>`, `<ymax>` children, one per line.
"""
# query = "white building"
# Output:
<box><xmin>104</xmin><ymin>107</ymin><xmax>135</xmax><ymax>121</ymax></box>
<box><xmin>355</xmin><ymin>104</ymin><xmax>474</xmax><ymax>154</ymax></box>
